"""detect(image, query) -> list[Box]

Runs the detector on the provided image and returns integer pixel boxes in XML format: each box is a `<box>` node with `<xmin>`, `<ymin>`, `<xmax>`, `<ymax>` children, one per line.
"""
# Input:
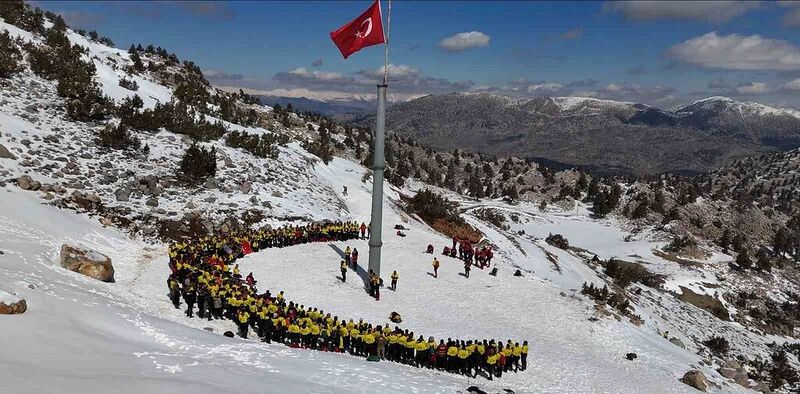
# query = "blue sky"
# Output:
<box><xmin>34</xmin><ymin>1</ymin><xmax>800</xmax><ymax>107</ymax></box>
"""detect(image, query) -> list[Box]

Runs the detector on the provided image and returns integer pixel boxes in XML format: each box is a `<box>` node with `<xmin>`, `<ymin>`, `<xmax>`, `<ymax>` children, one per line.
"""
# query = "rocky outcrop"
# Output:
<box><xmin>0</xmin><ymin>290</ymin><xmax>27</xmax><ymax>314</ymax></box>
<box><xmin>59</xmin><ymin>244</ymin><xmax>115</xmax><ymax>283</ymax></box>
<box><xmin>681</xmin><ymin>370</ymin><xmax>709</xmax><ymax>392</ymax></box>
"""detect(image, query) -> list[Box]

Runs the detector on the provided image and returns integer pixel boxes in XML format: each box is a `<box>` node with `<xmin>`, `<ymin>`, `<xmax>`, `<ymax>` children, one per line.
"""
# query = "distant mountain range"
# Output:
<box><xmin>258</xmin><ymin>95</ymin><xmax>375</xmax><ymax>117</ymax></box>
<box><xmin>338</xmin><ymin>93</ymin><xmax>800</xmax><ymax>175</ymax></box>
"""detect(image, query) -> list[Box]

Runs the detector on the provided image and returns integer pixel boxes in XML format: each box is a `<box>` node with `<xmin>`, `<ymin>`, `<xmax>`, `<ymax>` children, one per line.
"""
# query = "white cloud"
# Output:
<box><xmin>439</xmin><ymin>31</ymin><xmax>490</xmax><ymax>52</ymax></box>
<box><xmin>526</xmin><ymin>82</ymin><xmax>563</xmax><ymax>93</ymax></box>
<box><xmin>780</xmin><ymin>78</ymin><xmax>800</xmax><ymax>91</ymax></box>
<box><xmin>359</xmin><ymin>64</ymin><xmax>420</xmax><ymax>80</ymax></box>
<box><xmin>735</xmin><ymin>82</ymin><xmax>770</xmax><ymax>95</ymax></box>
<box><xmin>603</xmin><ymin>1</ymin><xmax>761</xmax><ymax>23</ymax></box>
<box><xmin>668</xmin><ymin>32</ymin><xmax>800</xmax><ymax>70</ymax></box>
<box><xmin>287</xmin><ymin>68</ymin><xmax>347</xmax><ymax>82</ymax></box>
<box><xmin>605</xmin><ymin>83</ymin><xmax>622</xmax><ymax>92</ymax></box>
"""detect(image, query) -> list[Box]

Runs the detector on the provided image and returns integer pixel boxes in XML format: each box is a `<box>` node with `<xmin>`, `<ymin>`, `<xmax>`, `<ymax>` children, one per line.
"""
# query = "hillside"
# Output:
<box><xmin>2</xmin><ymin>2</ymin><xmax>800</xmax><ymax>393</ymax></box>
<box><xmin>344</xmin><ymin>93</ymin><xmax>800</xmax><ymax>175</ymax></box>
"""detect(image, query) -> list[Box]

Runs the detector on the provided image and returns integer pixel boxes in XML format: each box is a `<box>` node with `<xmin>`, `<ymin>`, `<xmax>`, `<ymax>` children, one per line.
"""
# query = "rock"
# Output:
<box><xmin>204</xmin><ymin>196</ymin><xmax>216</xmax><ymax>203</ymax></box>
<box><xmin>115</xmin><ymin>187</ymin><xmax>131</xmax><ymax>202</ymax></box>
<box><xmin>733</xmin><ymin>368</ymin><xmax>749</xmax><ymax>387</ymax></box>
<box><xmin>719</xmin><ymin>367</ymin><xmax>737</xmax><ymax>380</ymax></box>
<box><xmin>722</xmin><ymin>359</ymin><xmax>741</xmax><ymax>370</ymax></box>
<box><xmin>16</xmin><ymin>175</ymin><xmax>33</xmax><ymax>190</ymax></box>
<box><xmin>0</xmin><ymin>291</ymin><xmax>27</xmax><ymax>314</ymax></box>
<box><xmin>146</xmin><ymin>197</ymin><xmax>159</xmax><ymax>207</ymax></box>
<box><xmin>466</xmin><ymin>387</ymin><xmax>487</xmax><ymax>394</ymax></box>
<box><xmin>59</xmin><ymin>244</ymin><xmax>115</xmax><ymax>283</ymax></box>
<box><xmin>670</xmin><ymin>338</ymin><xmax>686</xmax><ymax>349</ymax></box>
<box><xmin>753</xmin><ymin>381</ymin><xmax>772</xmax><ymax>393</ymax></box>
<box><xmin>272</xmin><ymin>190</ymin><xmax>283</xmax><ymax>198</ymax></box>
<box><xmin>185</xmin><ymin>201</ymin><xmax>197</xmax><ymax>209</ymax></box>
<box><xmin>240</xmin><ymin>181</ymin><xmax>252</xmax><ymax>194</ymax></box>
<box><xmin>0</xmin><ymin>144</ymin><xmax>16</xmax><ymax>160</ymax></box>
<box><xmin>681</xmin><ymin>370</ymin><xmax>709</xmax><ymax>392</ymax></box>
<box><xmin>625</xmin><ymin>353</ymin><xmax>637</xmax><ymax>360</ymax></box>
<box><xmin>223</xmin><ymin>331</ymin><xmax>235</xmax><ymax>338</ymax></box>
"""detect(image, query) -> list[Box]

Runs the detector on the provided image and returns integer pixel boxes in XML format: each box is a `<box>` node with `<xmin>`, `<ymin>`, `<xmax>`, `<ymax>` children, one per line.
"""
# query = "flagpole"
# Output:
<box><xmin>368</xmin><ymin>0</ymin><xmax>391</xmax><ymax>281</ymax></box>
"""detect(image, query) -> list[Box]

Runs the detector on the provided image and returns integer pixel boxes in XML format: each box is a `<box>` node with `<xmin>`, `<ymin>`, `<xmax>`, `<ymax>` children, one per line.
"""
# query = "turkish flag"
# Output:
<box><xmin>330</xmin><ymin>0</ymin><xmax>385</xmax><ymax>59</ymax></box>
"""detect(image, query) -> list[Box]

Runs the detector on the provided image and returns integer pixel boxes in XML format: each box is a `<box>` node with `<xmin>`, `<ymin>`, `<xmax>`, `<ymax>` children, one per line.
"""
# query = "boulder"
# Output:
<box><xmin>681</xmin><ymin>370</ymin><xmax>709</xmax><ymax>392</ymax></box>
<box><xmin>722</xmin><ymin>359</ymin><xmax>741</xmax><ymax>370</ymax></box>
<box><xmin>115</xmin><ymin>187</ymin><xmax>131</xmax><ymax>202</ymax></box>
<box><xmin>59</xmin><ymin>244</ymin><xmax>115</xmax><ymax>283</ymax></box>
<box><xmin>146</xmin><ymin>197</ymin><xmax>159</xmax><ymax>207</ymax></box>
<box><xmin>0</xmin><ymin>290</ymin><xmax>27</xmax><ymax>314</ymax></box>
<box><xmin>670</xmin><ymin>337</ymin><xmax>686</xmax><ymax>349</ymax></box>
<box><xmin>16</xmin><ymin>175</ymin><xmax>40</xmax><ymax>191</ymax></box>
<box><xmin>0</xmin><ymin>144</ymin><xmax>16</xmax><ymax>160</ymax></box>
<box><xmin>719</xmin><ymin>367</ymin><xmax>737</xmax><ymax>379</ymax></box>
<box><xmin>733</xmin><ymin>368</ymin><xmax>749</xmax><ymax>387</ymax></box>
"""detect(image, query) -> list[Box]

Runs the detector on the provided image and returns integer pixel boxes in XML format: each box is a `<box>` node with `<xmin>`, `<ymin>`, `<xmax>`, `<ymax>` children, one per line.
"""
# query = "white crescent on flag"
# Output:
<box><xmin>356</xmin><ymin>17</ymin><xmax>373</xmax><ymax>39</ymax></box>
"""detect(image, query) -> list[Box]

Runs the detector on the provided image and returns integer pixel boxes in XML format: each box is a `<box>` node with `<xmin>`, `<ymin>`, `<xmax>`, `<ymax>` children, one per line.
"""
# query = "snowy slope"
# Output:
<box><xmin>0</xmin><ymin>188</ymin><xmax>474</xmax><ymax>394</ymax></box>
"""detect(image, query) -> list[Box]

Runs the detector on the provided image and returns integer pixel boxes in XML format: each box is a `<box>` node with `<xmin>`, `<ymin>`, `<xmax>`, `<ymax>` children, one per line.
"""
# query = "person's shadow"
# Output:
<box><xmin>329</xmin><ymin>244</ymin><xmax>370</xmax><ymax>293</ymax></box>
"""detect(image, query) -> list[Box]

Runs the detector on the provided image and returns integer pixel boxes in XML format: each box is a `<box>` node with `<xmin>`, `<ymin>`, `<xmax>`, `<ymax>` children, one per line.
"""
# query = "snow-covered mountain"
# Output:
<box><xmin>2</xmin><ymin>3</ymin><xmax>800</xmax><ymax>393</ymax></box>
<box><xmin>344</xmin><ymin>92</ymin><xmax>800</xmax><ymax>175</ymax></box>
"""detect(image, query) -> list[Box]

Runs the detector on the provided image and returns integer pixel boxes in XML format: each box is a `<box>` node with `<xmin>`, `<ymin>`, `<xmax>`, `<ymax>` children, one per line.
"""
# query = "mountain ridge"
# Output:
<box><xmin>337</xmin><ymin>92</ymin><xmax>800</xmax><ymax>175</ymax></box>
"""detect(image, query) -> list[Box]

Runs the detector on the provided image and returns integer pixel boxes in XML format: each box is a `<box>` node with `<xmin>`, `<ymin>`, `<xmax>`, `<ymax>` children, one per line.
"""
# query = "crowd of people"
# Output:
<box><xmin>166</xmin><ymin>221</ymin><xmax>527</xmax><ymax>380</ymax></box>
<box><xmin>441</xmin><ymin>237</ymin><xmax>494</xmax><ymax>270</ymax></box>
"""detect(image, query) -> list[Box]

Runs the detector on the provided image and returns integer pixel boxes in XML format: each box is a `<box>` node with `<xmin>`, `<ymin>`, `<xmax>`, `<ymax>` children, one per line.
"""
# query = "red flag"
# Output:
<box><xmin>330</xmin><ymin>0</ymin><xmax>385</xmax><ymax>59</ymax></box>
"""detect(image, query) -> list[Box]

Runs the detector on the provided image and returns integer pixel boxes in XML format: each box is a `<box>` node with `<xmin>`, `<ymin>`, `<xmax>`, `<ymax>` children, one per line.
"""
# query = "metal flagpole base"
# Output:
<box><xmin>368</xmin><ymin>84</ymin><xmax>388</xmax><ymax>279</ymax></box>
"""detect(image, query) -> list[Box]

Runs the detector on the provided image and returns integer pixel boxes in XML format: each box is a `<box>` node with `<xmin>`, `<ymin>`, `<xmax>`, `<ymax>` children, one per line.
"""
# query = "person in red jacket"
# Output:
<box><xmin>360</xmin><ymin>222</ymin><xmax>367</xmax><ymax>239</ymax></box>
<box><xmin>246</xmin><ymin>272</ymin><xmax>256</xmax><ymax>288</ymax></box>
<box><xmin>351</xmin><ymin>248</ymin><xmax>359</xmax><ymax>268</ymax></box>
<box><xmin>436</xmin><ymin>340</ymin><xmax>448</xmax><ymax>370</ymax></box>
<box><xmin>241</xmin><ymin>241</ymin><xmax>253</xmax><ymax>255</ymax></box>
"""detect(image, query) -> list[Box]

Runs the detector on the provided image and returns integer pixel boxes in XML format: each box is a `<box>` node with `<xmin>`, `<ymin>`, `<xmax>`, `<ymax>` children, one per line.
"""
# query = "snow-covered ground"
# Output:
<box><xmin>2</xmin><ymin>155</ymin><xmax>762</xmax><ymax>393</ymax></box>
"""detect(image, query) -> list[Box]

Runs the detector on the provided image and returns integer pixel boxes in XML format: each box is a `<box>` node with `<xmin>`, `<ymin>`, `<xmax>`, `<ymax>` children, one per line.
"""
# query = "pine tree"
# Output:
<box><xmin>0</xmin><ymin>31</ymin><xmax>21</xmax><ymax>78</ymax></box>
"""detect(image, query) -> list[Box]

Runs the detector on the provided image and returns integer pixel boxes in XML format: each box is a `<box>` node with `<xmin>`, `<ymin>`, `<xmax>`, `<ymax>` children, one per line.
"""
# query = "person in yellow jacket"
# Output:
<box><xmin>340</xmin><ymin>259</ymin><xmax>347</xmax><ymax>282</ymax></box>
<box><xmin>363</xmin><ymin>331</ymin><xmax>376</xmax><ymax>356</ymax></box>
<box><xmin>521</xmin><ymin>340</ymin><xmax>529</xmax><ymax>371</ymax></box>
<box><xmin>387</xmin><ymin>332</ymin><xmax>398</xmax><ymax>362</ymax></box>
<box><xmin>457</xmin><ymin>345</ymin><xmax>470</xmax><ymax>375</ymax></box>
<box><xmin>432</xmin><ymin>258</ymin><xmax>440</xmax><ymax>278</ymax></box>
<box><xmin>511</xmin><ymin>342</ymin><xmax>522</xmax><ymax>372</ymax></box>
<box><xmin>447</xmin><ymin>342</ymin><xmax>459</xmax><ymax>372</ymax></box>
<box><xmin>404</xmin><ymin>335</ymin><xmax>417</xmax><ymax>365</ymax></box>
<box><xmin>486</xmin><ymin>352</ymin><xmax>499</xmax><ymax>381</ymax></box>
<box><xmin>350</xmin><ymin>326</ymin><xmax>362</xmax><ymax>356</ymax></box>
<box><xmin>300</xmin><ymin>324</ymin><xmax>311</xmax><ymax>348</ymax></box>
<box><xmin>415</xmin><ymin>336</ymin><xmax>429</xmax><ymax>367</ymax></box>
<box><xmin>288</xmin><ymin>321</ymin><xmax>300</xmax><ymax>346</ymax></box>
<box><xmin>340</xmin><ymin>325</ymin><xmax>351</xmax><ymax>353</ymax></box>
<box><xmin>389</xmin><ymin>270</ymin><xmax>399</xmax><ymax>291</ymax></box>
<box><xmin>237</xmin><ymin>310</ymin><xmax>250</xmax><ymax>339</ymax></box>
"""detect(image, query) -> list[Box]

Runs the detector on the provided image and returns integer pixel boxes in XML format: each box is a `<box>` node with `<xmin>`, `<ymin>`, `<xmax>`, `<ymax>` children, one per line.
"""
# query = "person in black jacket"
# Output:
<box><xmin>183</xmin><ymin>282</ymin><xmax>197</xmax><ymax>318</ymax></box>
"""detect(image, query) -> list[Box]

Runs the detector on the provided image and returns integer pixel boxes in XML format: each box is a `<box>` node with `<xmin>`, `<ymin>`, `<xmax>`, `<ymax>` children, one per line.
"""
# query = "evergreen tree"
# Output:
<box><xmin>0</xmin><ymin>31</ymin><xmax>21</xmax><ymax>78</ymax></box>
